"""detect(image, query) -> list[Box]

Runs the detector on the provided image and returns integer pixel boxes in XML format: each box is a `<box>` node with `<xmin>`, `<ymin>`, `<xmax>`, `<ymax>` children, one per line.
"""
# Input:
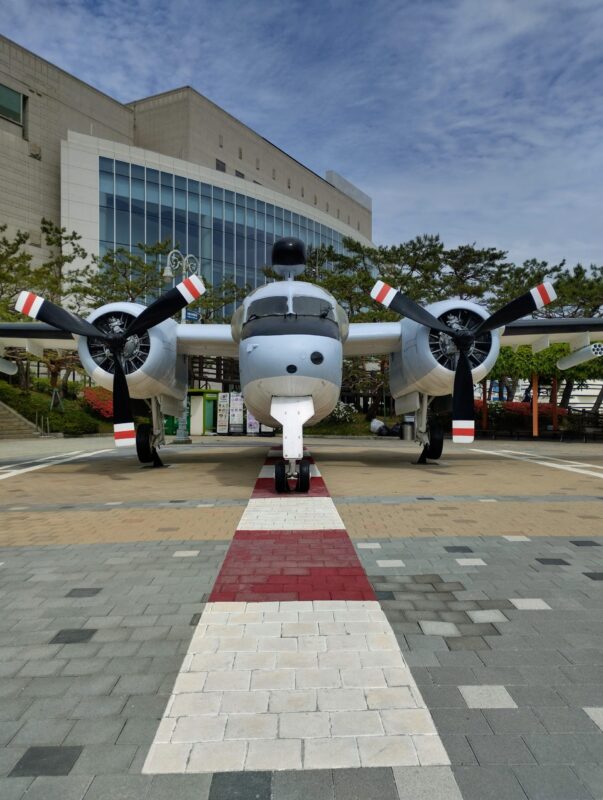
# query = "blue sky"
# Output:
<box><xmin>4</xmin><ymin>0</ymin><xmax>603</xmax><ymax>267</ymax></box>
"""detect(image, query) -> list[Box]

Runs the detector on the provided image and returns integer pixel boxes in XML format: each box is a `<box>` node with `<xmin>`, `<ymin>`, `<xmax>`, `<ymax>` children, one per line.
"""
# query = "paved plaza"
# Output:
<box><xmin>0</xmin><ymin>435</ymin><xmax>602</xmax><ymax>799</ymax></box>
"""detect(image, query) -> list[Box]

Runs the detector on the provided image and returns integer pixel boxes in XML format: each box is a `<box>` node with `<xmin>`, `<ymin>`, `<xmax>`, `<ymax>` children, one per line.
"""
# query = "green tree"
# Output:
<box><xmin>0</xmin><ymin>224</ymin><xmax>32</xmax><ymax>321</ymax></box>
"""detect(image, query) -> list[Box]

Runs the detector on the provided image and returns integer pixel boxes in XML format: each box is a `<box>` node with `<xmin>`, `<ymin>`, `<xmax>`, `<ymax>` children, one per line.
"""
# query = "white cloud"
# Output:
<box><xmin>2</xmin><ymin>0</ymin><xmax>602</xmax><ymax>266</ymax></box>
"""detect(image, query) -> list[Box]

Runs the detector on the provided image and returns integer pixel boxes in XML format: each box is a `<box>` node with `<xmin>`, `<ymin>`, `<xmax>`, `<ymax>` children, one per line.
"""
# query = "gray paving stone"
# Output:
<box><xmin>71</xmin><ymin>697</ymin><xmax>127</xmax><ymax>718</ymax></box>
<box><xmin>64</xmin><ymin>718</ymin><xmax>125</xmax><ymax>745</ymax></box>
<box><xmin>574</xmin><ymin>766</ymin><xmax>603</xmax><ymax>800</ymax></box>
<box><xmin>430</xmin><ymin>708</ymin><xmax>493</xmax><ymax>735</ymax></box>
<box><xmin>452</xmin><ymin>766</ymin><xmax>529</xmax><ymax>800</ymax></box>
<box><xmin>332</xmin><ymin>768</ymin><xmax>398</xmax><ymax>799</ymax></box>
<box><xmin>507</xmin><ymin>687</ymin><xmax>567</xmax><ymax>707</ymax></box>
<box><xmin>208</xmin><ymin>770</ymin><xmax>271</xmax><ymax>800</ymax></box>
<box><xmin>82</xmin><ymin>774</ymin><xmax>153</xmax><ymax>800</ymax></box>
<box><xmin>440</xmin><ymin>735</ymin><xmax>478</xmax><ymax>766</ymax></box>
<box><xmin>513</xmin><ymin>765</ymin><xmax>595</xmax><ymax>800</ymax></box>
<box><xmin>8</xmin><ymin>745</ymin><xmax>82</xmax><ymax>777</ymax></box>
<box><xmin>11</xmin><ymin>719</ymin><xmax>74</xmax><ymax>746</ymax></box>
<box><xmin>147</xmin><ymin>774</ymin><xmax>212</xmax><ymax>800</ymax></box>
<box><xmin>272</xmin><ymin>769</ymin><xmax>335</xmax><ymax>800</ymax></box>
<box><xmin>534</xmin><ymin>707</ymin><xmax>601</xmax><ymax>733</ymax></box>
<box><xmin>69</xmin><ymin>744</ymin><xmax>138</xmax><ymax>774</ymax></box>
<box><xmin>482</xmin><ymin>709</ymin><xmax>547</xmax><ymax>734</ymax></box>
<box><xmin>0</xmin><ymin>777</ymin><xmax>34</xmax><ymax>800</ymax></box>
<box><xmin>392</xmin><ymin>765</ymin><xmax>463</xmax><ymax>799</ymax></box>
<box><xmin>12</xmin><ymin>776</ymin><xmax>92</xmax><ymax>800</ymax></box>
<box><xmin>468</xmin><ymin>734</ymin><xmax>536</xmax><ymax>765</ymax></box>
<box><xmin>523</xmin><ymin>734</ymin><xmax>603</xmax><ymax>765</ymax></box>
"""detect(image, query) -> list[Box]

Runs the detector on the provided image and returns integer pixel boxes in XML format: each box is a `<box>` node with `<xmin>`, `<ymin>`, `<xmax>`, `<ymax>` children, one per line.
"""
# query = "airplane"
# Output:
<box><xmin>1</xmin><ymin>236</ymin><xmax>602</xmax><ymax>492</ymax></box>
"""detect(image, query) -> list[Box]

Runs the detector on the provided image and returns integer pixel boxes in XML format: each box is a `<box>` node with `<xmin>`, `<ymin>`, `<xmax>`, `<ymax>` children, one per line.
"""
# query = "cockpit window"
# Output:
<box><xmin>246</xmin><ymin>296</ymin><xmax>288</xmax><ymax>320</ymax></box>
<box><xmin>292</xmin><ymin>296</ymin><xmax>335</xmax><ymax>320</ymax></box>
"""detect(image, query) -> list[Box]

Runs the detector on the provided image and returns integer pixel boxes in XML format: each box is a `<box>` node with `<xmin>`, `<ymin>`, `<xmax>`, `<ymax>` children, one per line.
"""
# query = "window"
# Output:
<box><xmin>216</xmin><ymin>159</ymin><xmax>226</xmax><ymax>172</ymax></box>
<box><xmin>326</xmin><ymin>202</ymin><xmax>329</xmax><ymax>212</ymax></box>
<box><xmin>313</xmin><ymin>195</ymin><xmax>317</xmax><ymax>205</ymax></box>
<box><xmin>301</xmin><ymin>187</ymin><xmax>304</xmax><ymax>197</ymax></box>
<box><xmin>219</xmin><ymin>134</ymin><xmax>223</xmax><ymax>148</ymax></box>
<box><xmin>256</xmin><ymin>157</ymin><xmax>260</xmax><ymax>170</ymax></box>
<box><xmin>235</xmin><ymin>170</ymin><xmax>245</xmax><ymax>179</ymax></box>
<box><xmin>247</xmin><ymin>296</ymin><xmax>288</xmax><ymax>320</ymax></box>
<box><xmin>0</xmin><ymin>83</ymin><xmax>23</xmax><ymax>125</ymax></box>
<box><xmin>337</xmin><ymin>209</ymin><xmax>340</xmax><ymax>219</ymax></box>
<box><xmin>357</xmin><ymin>221</ymin><xmax>360</xmax><ymax>230</ymax></box>
<box><xmin>287</xmin><ymin>178</ymin><xmax>291</xmax><ymax>189</ymax></box>
<box><xmin>272</xmin><ymin>168</ymin><xmax>276</xmax><ymax>180</ymax></box>
<box><xmin>293</xmin><ymin>296</ymin><xmax>335</xmax><ymax>321</ymax></box>
<box><xmin>347</xmin><ymin>215</ymin><xmax>350</xmax><ymax>224</ymax></box>
<box><xmin>238</xmin><ymin>147</ymin><xmax>243</xmax><ymax>159</ymax></box>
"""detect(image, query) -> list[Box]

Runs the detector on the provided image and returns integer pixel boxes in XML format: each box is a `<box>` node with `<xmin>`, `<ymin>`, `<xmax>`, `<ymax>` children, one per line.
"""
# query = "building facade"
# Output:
<box><xmin>1</xmin><ymin>36</ymin><xmax>372</xmax><ymax>288</ymax></box>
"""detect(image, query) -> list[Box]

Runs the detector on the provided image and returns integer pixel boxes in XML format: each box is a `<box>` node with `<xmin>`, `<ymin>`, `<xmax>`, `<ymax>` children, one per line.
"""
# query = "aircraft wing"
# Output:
<box><xmin>501</xmin><ymin>318</ymin><xmax>603</xmax><ymax>349</ymax></box>
<box><xmin>0</xmin><ymin>322</ymin><xmax>77</xmax><ymax>353</ymax></box>
<box><xmin>343</xmin><ymin>322</ymin><xmax>402</xmax><ymax>356</ymax></box>
<box><xmin>176</xmin><ymin>323</ymin><xmax>238</xmax><ymax>358</ymax></box>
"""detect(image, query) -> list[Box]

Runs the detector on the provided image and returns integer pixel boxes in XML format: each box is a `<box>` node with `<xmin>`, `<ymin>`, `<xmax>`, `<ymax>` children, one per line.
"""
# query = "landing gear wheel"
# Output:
<box><xmin>417</xmin><ymin>423</ymin><xmax>444</xmax><ymax>464</ymax></box>
<box><xmin>275</xmin><ymin>459</ymin><xmax>290</xmax><ymax>493</ymax></box>
<box><xmin>425</xmin><ymin>423</ymin><xmax>444</xmax><ymax>459</ymax></box>
<box><xmin>296</xmin><ymin>458</ymin><xmax>311</xmax><ymax>493</ymax></box>
<box><xmin>136</xmin><ymin>423</ymin><xmax>153</xmax><ymax>463</ymax></box>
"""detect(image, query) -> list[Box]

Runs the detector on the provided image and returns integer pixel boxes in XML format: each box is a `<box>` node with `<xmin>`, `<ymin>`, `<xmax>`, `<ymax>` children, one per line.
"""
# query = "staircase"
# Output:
<box><xmin>0</xmin><ymin>400</ymin><xmax>40</xmax><ymax>439</ymax></box>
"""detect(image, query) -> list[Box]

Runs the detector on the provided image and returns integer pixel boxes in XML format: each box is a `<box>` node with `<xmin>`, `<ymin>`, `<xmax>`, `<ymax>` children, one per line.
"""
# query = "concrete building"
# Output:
<box><xmin>0</xmin><ymin>35</ymin><xmax>372</xmax><ymax>287</ymax></box>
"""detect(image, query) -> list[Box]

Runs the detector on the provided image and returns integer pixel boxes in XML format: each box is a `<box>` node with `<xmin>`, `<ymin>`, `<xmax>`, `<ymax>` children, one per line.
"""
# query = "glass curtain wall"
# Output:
<box><xmin>99</xmin><ymin>157</ymin><xmax>345</xmax><ymax>293</ymax></box>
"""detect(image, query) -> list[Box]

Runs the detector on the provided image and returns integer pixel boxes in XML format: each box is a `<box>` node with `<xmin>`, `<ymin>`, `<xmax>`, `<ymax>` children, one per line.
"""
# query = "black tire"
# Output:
<box><xmin>424</xmin><ymin>423</ymin><xmax>444</xmax><ymax>460</ymax></box>
<box><xmin>296</xmin><ymin>458</ymin><xmax>311</xmax><ymax>493</ymax></box>
<box><xmin>275</xmin><ymin>459</ymin><xmax>289</xmax><ymax>493</ymax></box>
<box><xmin>136</xmin><ymin>423</ymin><xmax>154</xmax><ymax>464</ymax></box>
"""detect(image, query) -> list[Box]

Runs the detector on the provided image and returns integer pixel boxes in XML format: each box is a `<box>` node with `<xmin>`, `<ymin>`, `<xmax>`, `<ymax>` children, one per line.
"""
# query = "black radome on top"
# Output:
<box><xmin>272</xmin><ymin>237</ymin><xmax>306</xmax><ymax>266</ymax></box>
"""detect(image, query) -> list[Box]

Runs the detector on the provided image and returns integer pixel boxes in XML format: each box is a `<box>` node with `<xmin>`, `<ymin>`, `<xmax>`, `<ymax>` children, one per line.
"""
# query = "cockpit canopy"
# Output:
<box><xmin>232</xmin><ymin>293</ymin><xmax>346</xmax><ymax>341</ymax></box>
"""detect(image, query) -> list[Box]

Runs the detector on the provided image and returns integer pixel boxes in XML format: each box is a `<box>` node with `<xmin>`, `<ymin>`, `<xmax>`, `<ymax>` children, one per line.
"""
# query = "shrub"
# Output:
<box><xmin>328</xmin><ymin>401</ymin><xmax>357</xmax><ymax>424</ymax></box>
<box><xmin>62</xmin><ymin>412</ymin><xmax>99</xmax><ymax>436</ymax></box>
<box><xmin>83</xmin><ymin>386</ymin><xmax>114</xmax><ymax>419</ymax></box>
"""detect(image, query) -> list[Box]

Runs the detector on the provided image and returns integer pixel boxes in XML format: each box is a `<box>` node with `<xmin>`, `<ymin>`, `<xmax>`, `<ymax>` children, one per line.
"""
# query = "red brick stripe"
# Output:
<box><xmin>209</xmin><ymin>530</ymin><xmax>376</xmax><ymax>602</ymax></box>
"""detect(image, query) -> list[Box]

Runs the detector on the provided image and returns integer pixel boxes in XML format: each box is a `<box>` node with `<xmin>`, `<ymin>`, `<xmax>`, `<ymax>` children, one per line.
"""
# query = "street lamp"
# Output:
<box><xmin>163</xmin><ymin>249</ymin><xmax>201</xmax><ymax>444</ymax></box>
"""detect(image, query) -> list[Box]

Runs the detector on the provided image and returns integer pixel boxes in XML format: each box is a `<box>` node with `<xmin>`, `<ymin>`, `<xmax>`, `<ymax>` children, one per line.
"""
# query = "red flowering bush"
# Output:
<box><xmin>82</xmin><ymin>386</ymin><xmax>113</xmax><ymax>419</ymax></box>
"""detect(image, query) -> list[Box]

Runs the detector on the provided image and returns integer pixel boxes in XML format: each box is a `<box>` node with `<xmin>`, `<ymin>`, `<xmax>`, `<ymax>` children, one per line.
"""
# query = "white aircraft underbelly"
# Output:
<box><xmin>243</xmin><ymin>375</ymin><xmax>340</xmax><ymax>428</ymax></box>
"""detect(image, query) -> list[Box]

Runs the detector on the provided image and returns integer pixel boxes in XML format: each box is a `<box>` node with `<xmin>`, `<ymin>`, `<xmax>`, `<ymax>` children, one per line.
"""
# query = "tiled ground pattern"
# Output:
<box><xmin>142</xmin><ymin>449</ymin><xmax>451</xmax><ymax>777</ymax></box>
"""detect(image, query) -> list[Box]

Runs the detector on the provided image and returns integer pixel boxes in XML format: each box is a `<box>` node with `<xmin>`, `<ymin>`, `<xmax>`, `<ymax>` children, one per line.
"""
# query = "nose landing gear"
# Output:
<box><xmin>274</xmin><ymin>458</ymin><xmax>311</xmax><ymax>493</ymax></box>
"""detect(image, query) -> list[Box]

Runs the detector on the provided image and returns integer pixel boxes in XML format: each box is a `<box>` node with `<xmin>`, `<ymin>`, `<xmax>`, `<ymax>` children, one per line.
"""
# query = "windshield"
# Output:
<box><xmin>246</xmin><ymin>296</ymin><xmax>288</xmax><ymax>320</ymax></box>
<box><xmin>292</xmin><ymin>296</ymin><xmax>335</xmax><ymax>320</ymax></box>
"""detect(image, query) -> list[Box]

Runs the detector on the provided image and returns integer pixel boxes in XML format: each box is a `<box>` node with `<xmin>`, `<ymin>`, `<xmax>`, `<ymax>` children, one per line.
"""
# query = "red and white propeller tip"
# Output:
<box><xmin>15</xmin><ymin>291</ymin><xmax>44</xmax><ymax>319</ymax></box>
<box><xmin>530</xmin><ymin>282</ymin><xmax>557</xmax><ymax>310</ymax></box>
<box><xmin>452</xmin><ymin>419</ymin><xmax>475</xmax><ymax>444</ymax></box>
<box><xmin>370</xmin><ymin>280</ymin><xmax>397</xmax><ymax>308</ymax></box>
<box><xmin>113</xmin><ymin>422</ymin><xmax>136</xmax><ymax>447</ymax></box>
<box><xmin>176</xmin><ymin>275</ymin><xmax>205</xmax><ymax>303</ymax></box>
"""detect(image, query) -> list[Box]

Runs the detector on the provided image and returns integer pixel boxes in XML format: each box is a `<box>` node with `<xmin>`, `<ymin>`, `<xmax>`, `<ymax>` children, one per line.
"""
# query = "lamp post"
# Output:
<box><xmin>163</xmin><ymin>249</ymin><xmax>200</xmax><ymax>444</ymax></box>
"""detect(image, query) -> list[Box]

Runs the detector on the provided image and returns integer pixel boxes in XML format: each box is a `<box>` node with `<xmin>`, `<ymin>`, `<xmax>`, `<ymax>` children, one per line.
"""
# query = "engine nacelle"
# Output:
<box><xmin>77</xmin><ymin>302</ymin><xmax>186</xmax><ymax>404</ymax></box>
<box><xmin>389</xmin><ymin>299</ymin><xmax>501</xmax><ymax>408</ymax></box>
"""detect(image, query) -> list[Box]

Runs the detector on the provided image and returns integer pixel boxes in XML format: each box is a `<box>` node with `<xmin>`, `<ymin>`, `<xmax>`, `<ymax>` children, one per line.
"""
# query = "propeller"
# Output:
<box><xmin>370</xmin><ymin>279</ymin><xmax>557</xmax><ymax>444</ymax></box>
<box><xmin>14</xmin><ymin>274</ymin><xmax>205</xmax><ymax>447</ymax></box>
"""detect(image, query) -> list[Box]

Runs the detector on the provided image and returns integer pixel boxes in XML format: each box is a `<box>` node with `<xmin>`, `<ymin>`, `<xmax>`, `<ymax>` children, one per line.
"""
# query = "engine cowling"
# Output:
<box><xmin>77</xmin><ymin>302</ymin><xmax>186</xmax><ymax>402</ymax></box>
<box><xmin>389</xmin><ymin>299</ymin><xmax>501</xmax><ymax>404</ymax></box>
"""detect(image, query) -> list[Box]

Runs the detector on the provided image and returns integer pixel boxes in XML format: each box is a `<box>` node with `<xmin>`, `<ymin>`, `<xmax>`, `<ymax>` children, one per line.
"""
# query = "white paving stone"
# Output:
<box><xmin>187</xmin><ymin>740</ymin><xmax>246</xmax><ymax>772</ymax></box>
<box><xmin>456</xmin><ymin>558</ymin><xmax>487</xmax><ymax>566</ymax></box>
<box><xmin>145</xmin><ymin>597</ymin><xmax>449</xmax><ymax>771</ymax></box>
<box><xmin>509</xmin><ymin>598</ymin><xmax>551</xmax><ymax>610</ymax></box>
<box><xmin>584</xmin><ymin>707</ymin><xmax>603</xmax><ymax>731</ymax></box>
<box><xmin>377</xmin><ymin>559</ymin><xmax>405</xmax><ymax>567</ymax></box>
<box><xmin>466</xmin><ymin>609</ymin><xmax>508</xmax><ymax>624</ymax></box>
<box><xmin>357</xmin><ymin>543</ymin><xmax>382</xmax><ymax>549</ymax></box>
<box><xmin>503</xmin><ymin>535</ymin><xmax>531</xmax><ymax>541</ymax></box>
<box><xmin>419</xmin><ymin>621</ymin><xmax>461</xmax><ymax>637</ymax></box>
<box><xmin>413</xmin><ymin>734</ymin><xmax>451</xmax><ymax>765</ymax></box>
<box><xmin>236</xmin><ymin>497</ymin><xmax>345</xmax><ymax>530</ymax></box>
<box><xmin>459</xmin><ymin>685</ymin><xmax>517</xmax><ymax>709</ymax></box>
<box><xmin>173</xmin><ymin>550</ymin><xmax>200</xmax><ymax>558</ymax></box>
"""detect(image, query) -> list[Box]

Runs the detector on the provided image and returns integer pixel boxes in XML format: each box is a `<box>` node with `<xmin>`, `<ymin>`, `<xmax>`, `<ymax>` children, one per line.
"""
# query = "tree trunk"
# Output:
<box><xmin>559</xmin><ymin>378</ymin><xmax>574</xmax><ymax>409</ymax></box>
<box><xmin>592</xmin><ymin>384</ymin><xmax>603</xmax><ymax>414</ymax></box>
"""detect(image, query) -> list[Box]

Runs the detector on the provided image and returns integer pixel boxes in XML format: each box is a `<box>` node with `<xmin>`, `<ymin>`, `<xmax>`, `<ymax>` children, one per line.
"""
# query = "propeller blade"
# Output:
<box><xmin>15</xmin><ymin>291</ymin><xmax>103</xmax><ymax>338</ymax></box>
<box><xmin>476</xmin><ymin>281</ymin><xmax>557</xmax><ymax>334</ymax></box>
<box><xmin>370</xmin><ymin>281</ymin><xmax>452</xmax><ymax>334</ymax></box>
<box><xmin>452</xmin><ymin>349</ymin><xmax>475</xmax><ymax>443</ymax></box>
<box><xmin>125</xmin><ymin>275</ymin><xmax>205</xmax><ymax>337</ymax></box>
<box><xmin>112</xmin><ymin>354</ymin><xmax>136</xmax><ymax>448</ymax></box>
